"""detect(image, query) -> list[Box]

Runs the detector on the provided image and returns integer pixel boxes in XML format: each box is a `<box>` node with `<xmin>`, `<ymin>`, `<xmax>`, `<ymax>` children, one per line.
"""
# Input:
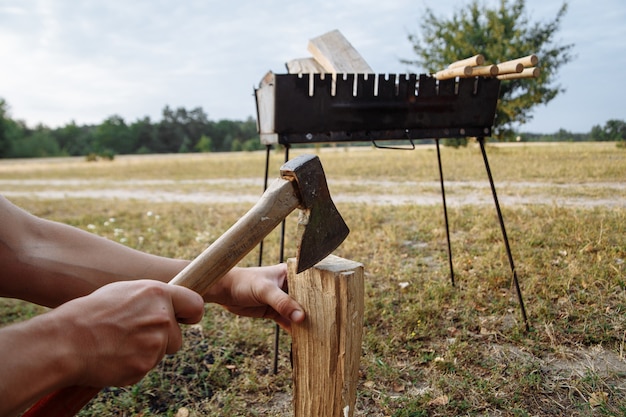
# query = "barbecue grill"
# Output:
<box><xmin>255</xmin><ymin>71</ymin><xmax>529</xmax><ymax>373</ymax></box>
<box><xmin>256</xmin><ymin>72</ymin><xmax>501</xmax><ymax>145</ymax></box>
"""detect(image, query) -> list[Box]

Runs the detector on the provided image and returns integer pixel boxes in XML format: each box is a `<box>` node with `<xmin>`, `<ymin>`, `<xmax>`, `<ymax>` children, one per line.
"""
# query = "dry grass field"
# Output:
<box><xmin>1</xmin><ymin>141</ymin><xmax>625</xmax><ymax>416</ymax></box>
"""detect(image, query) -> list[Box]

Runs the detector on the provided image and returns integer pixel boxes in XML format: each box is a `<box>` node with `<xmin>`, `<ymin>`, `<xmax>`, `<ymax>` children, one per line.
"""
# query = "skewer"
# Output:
<box><xmin>434</xmin><ymin>65</ymin><xmax>473</xmax><ymax>80</ymax></box>
<box><xmin>470</xmin><ymin>65</ymin><xmax>499</xmax><ymax>77</ymax></box>
<box><xmin>447</xmin><ymin>54</ymin><xmax>484</xmax><ymax>69</ymax></box>
<box><xmin>497</xmin><ymin>67</ymin><xmax>540</xmax><ymax>80</ymax></box>
<box><xmin>502</xmin><ymin>54</ymin><xmax>539</xmax><ymax>68</ymax></box>
<box><xmin>496</xmin><ymin>61</ymin><xmax>524</xmax><ymax>75</ymax></box>
<box><xmin>437</xmin><ymin>54</ymin><xmax>539</xmax><ymax>80</ymax></box>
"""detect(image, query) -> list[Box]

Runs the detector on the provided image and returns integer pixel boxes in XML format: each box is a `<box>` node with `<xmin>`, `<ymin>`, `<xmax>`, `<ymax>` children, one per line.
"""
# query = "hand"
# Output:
<box><xmin>203</xmin><ymin>264</ymin><xmax>305</xmax><ymax>331</ymax></box>
<box><xmin>57</xmin><ymin>280</ymin><xmax>204</xmax><ymax>387</ymax></box>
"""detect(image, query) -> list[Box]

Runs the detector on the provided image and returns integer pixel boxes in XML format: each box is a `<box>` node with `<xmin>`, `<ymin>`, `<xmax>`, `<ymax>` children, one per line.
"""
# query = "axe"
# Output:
<box><xmin>22</xmin><ymin>153</ymin><xmax>349</xmax><ymax>417</ymax></box>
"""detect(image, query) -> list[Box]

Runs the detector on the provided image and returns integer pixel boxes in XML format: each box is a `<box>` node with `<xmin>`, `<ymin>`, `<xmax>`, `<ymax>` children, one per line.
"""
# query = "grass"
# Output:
<box><xmin>1</xmin><ymin>141</ymin><xmax>626</xmax><ymax>416</ymax></box>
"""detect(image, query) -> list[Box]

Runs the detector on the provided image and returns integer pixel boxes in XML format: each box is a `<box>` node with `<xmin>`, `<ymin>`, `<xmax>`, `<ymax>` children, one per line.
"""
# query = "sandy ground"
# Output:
<box><xmin>1</xmin><ymin>177</ymin><xmax>625</xmax><ymax>208</ymax></box>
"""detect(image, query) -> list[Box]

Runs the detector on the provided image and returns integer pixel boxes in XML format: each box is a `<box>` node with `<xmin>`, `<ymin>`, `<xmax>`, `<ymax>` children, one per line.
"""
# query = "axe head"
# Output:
<box><xmin>280</xmin><ymin>154</ymin><xmax>349</xmax><ymax>273</ymax></box>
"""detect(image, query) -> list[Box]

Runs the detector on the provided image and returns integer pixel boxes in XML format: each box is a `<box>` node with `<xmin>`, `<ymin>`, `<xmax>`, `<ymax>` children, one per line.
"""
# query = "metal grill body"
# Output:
<box><xmin>256</xmin><ymin>72</ymin><xmax>500</xmax><ymax>145</ymax></box>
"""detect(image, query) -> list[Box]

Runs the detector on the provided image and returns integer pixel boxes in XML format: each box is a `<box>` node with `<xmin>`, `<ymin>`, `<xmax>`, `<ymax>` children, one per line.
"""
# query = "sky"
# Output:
<box><xmin>1</xmin><ymin>0</ymin><xmax>624</xmax><ymax>134</ymax></box>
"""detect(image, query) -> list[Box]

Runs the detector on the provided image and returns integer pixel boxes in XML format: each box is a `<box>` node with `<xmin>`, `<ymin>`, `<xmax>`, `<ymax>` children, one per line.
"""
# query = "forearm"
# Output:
<box><xmin>0</xmin><ymin>196</ymin><xmax>188</xmax><ymax>307</ymax></box>
<box><xmin>2</xmin><ymin>225</ymin><xmax>189</xmax><ymax>306</ymax></box>
<box><xmin>0</xmin><ymin>311</ymin><xmax>78</xmax><ymax>417</ymax></box>
<box><xmin>0</xmin><ymin>279</ymin><xmax>205</xmax><ymax>417</ymax></box>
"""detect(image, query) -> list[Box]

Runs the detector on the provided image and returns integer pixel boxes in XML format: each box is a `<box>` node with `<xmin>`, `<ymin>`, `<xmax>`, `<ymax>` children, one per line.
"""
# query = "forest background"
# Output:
<box><xmin>1</xmin><ymin>98</ymin><xmax>625</xmax><ymax>159</ymax></box>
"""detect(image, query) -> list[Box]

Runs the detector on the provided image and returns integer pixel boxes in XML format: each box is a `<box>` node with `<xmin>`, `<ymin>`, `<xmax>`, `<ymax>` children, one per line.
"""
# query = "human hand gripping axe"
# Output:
<box><xmin>23</xmin><ymin>154</ymin><xmax>349</xmax><ymax>417</ymax></box>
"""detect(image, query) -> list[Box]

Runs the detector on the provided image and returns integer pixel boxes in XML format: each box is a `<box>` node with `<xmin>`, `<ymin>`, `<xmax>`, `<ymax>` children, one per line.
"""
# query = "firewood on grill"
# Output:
<box><xmin>286</xmin><ymin>57</ymin><xmax>326</xmax><ymax>74</ymax></box>
<box><xmin>307</xmin><ymin>29</ymin><xmax>374</xmax><ymax>74</ymax></box>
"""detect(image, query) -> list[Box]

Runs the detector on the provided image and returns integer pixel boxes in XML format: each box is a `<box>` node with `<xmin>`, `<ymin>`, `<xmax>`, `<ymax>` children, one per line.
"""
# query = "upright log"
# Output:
<box><xmin>288</xmin><ymin>255</ymin><xmax>364</xmax><ymax>417</ymax></box>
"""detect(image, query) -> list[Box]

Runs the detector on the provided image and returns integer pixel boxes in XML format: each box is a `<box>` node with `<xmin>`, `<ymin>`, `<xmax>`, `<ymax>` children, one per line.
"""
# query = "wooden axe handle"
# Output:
<box><xmin>23</xmin><ymin>178</ymin><xmax>300</xmax><ymax>417</ymax></box>
<box><xmin>168</xmin><ymin>177</ymin><xmax>300</xmax><ymax>292</ymax></box>
<box><xmin>22</xmin><ymin>387</ymin><xmax>101</xmax><ymax>417</ymax></box>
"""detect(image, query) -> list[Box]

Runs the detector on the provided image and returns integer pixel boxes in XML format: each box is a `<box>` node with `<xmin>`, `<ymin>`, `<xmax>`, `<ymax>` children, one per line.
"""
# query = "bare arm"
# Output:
<box><xmin>0</xmin><ymin>196</ymin><xmax>188</xmax><ymax>307</ymax></box>
<box><xmin>0</xmin><ymin>196</ymin><xmax>303</xmax><ymax>416</ymax></box>
<box><xmin>0</xmin><ymin>280</ymin><xmax>204</xmax><ymax>417</ymax></box>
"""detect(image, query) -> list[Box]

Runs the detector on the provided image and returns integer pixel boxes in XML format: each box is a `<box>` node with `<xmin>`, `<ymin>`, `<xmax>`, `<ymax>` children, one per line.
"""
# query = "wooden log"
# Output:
<box><xmin>288</xmin><ymin>255</ymin><xmax>364</xmax><ymax>417</ymax></box>
<box><xmin>286</xmin><ymin>57</ymin><xmax>326</xmax><ymax>74</ymax></box>
<box><xmin>307</xmin><ymin>29</ymin><xmax>374</xmax><ymax>74</ymax></box>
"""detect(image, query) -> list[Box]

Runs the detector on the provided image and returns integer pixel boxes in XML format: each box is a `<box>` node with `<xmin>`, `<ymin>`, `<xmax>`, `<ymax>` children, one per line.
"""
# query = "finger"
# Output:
<box><xmin>261</xmin><ymin>284</ymin><xmax>305</xmax><ymax>325</ymax></box>
<box><xmin>164</xmin><ymin>323</ymin><xmax>183</xmax><ymax>355</ymax></box>
<box><xmin>273</xmin><ymin>314</ymin><xmax>292</xmax><ymax>333</ymax></box>
<box><xmin>164</xmin><ymin>286</ymin><xmax>204</xmax><ymax>355</ymax></box>
<box><xmin>168</xmin><ymin>285</ymin><xmax>205</xmax><ymax>324</ymax></box>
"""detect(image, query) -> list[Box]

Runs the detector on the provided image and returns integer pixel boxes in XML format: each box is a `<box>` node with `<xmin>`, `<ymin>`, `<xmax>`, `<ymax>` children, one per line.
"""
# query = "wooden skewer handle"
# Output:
<box><xmin>503</xmin><ymin>54</ymin><xmax>539</xmax><ymax>68</ymax></box>
<box><xmin>496</xmin><ymin>61</ymin><xmax>524</xmax><ymax>74</ymax></box>
<box><xmin>471</xmin><ymin>65</ymin><xmax>499</xmax><ymax>77</ymax></box>
<box><xmin>434</xmin><ymin>65</ymin><xmax>473</xmax><ymax>80</ymax></box>
<box><xmin>497</xmin><ymin>67</ymin><xmax>540</xmax><ymax>80</ymax></box>
<box><xmin>496</xmin><ymin>54</ymin><xmax>539</xmax><ymax>75</ymax></box>
<box><xmin>448</xmin><ymin>54</ymin><xmax>484</xmax><ymax>69</ymax></box>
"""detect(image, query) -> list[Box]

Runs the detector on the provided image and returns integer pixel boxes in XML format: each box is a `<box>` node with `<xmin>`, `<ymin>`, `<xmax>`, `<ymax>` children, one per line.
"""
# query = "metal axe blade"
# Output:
<box><xmin>281</xmin><ymin>154</ymin><xmax>349</xmax><ymax>272</ymax></box>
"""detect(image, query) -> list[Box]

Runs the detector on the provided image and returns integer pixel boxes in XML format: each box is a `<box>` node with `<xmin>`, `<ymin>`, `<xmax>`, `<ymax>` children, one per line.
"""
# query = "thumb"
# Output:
<box><xmin>169</xmin><ymin>285</ymin><xmax>205</xmax><ymax>324</ymax></box>
<box><xmin>265</xmin><ymin>285</ymin><xmax>305</xmax><ymax>324</ymax></box>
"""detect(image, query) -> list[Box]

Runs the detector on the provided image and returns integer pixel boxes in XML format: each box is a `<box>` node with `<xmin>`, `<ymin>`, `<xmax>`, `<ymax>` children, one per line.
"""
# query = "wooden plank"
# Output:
<box><xmin>286</xmin><ymin>57</ymin><xmax>326</xmax><ymax>74</ymax></box>
<box><xmin>288</xmin><ymin>255</ymin><xmax>364</xmax><ymax>417</ymax></box>
<box><xmin>254</xmin><ymin>71</ymin><xmax>278</xmax><ymax>145</ymax></box>
<box><xmin>307</xmin><ymin>29</ymin><xmax>374</xmax><ymax>74</ymax></box>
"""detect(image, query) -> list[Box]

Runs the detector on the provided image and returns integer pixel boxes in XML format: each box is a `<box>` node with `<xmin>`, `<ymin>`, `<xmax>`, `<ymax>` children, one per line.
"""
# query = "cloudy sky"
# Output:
<box><xmin>1</xmin><ymin>0</ymin><xmax>624</xmax><ymax>134</ymax></box>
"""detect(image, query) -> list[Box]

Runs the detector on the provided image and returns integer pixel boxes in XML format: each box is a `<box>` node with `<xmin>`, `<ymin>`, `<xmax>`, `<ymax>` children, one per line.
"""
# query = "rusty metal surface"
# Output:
<box><xmin>264</xmin><ymin>73</ymin><xmax>500</xmax><ymax>144</ymax></box>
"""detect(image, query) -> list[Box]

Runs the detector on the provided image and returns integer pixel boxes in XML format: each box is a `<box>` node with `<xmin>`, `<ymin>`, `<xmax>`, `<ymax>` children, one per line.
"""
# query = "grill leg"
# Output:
<box><xmin>477</xmin><ymin>138</ymin><xmax>530</xmax><ymax>331</ymax></box>
<box><xmin>436</xmin><ymin>139</ymin><xmax>455</xmax><ymax>286</ymax></box>
<box><xmin>272</xmin><ymin>145</ymin><xmax>290</xmax><ymax>374</ymax></box>
<box><xmin>257</xmin><ymin>145</ymin><xmax>272</xmax><ymax>266</ymax></box>
<box><xmin>259</xmin><ymin>145</ymin><xmax>289</xmax><ymax>374</ymax></box>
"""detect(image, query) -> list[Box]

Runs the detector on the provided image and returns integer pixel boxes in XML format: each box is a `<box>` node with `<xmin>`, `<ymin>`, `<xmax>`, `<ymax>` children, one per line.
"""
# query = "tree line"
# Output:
<box><xmin>0</xmin><ymin>99</ymin><xmax>264</xmax><ymax>159</ymax></box>
<box><xmin>2</xmin><ymin>97</ymin><xmax>625</xmax><ymax>159</ymax></box>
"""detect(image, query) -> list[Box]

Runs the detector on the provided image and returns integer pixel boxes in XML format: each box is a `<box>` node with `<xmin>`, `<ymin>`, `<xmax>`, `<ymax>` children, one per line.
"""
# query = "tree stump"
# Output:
<box><xmin>288</xmin><ymin>255</ymin><xmax>364</xmax><ymax>417</ymax></box>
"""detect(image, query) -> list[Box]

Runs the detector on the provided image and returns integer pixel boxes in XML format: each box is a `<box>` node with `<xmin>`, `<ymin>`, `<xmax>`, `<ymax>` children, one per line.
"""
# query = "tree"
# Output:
<box><xmin>0</xmin><ymin>100</ymin><xmax>32</xmax><ymax>158</ymax></box>
<box><xmin>129</xmin><ymin>117</ymin><xmax>157</xmax><ymax>154</ymax></box>
<box><xmin>0</xmin><ymin>98</ymin><xmax>13</xmax><ymax>157</ymax></box>
<box><xmin>53</xmin><ymin>121</ymin><xmax>94</xmax><ymax>156</ymax></box>
<box><xmin>10</xmin><ymin>125</ymin><xmax>61</xmax><ymax>158</ymax></box>
<box><xmin>93</xmin><ymin>115</ymin><xmax>133</xmax><ymax>155</ymax></box>
<box><xmin>404</xmin><ymin>0</ymin><xmax>574</xmax><ymax>138</ymax></box>
<box><xmin>195</xmin><ymin>134</ymin><xmax>213</xmax><ymax>152</ymax></box>
<box><xmin>590</xmin><ymin>119</ymin><xmax>626</xmax><ymax>142</ymax></box>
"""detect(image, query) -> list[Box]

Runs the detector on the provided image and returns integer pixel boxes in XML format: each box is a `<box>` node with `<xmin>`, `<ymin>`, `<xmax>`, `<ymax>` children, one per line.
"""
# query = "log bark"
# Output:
<box><xmin>288</xmin><ymin>255</ymin><xmax>364</xmax><ymax>417</ymax></box>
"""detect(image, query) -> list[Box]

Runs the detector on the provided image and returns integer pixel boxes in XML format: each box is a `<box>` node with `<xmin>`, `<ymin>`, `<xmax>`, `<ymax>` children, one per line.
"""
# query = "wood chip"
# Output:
<box><xmin>428</xmin><ymin>395</ymin><xmax>450</xmax><ymax>406</ymax></box>
<box><xmin>175</xmin><ymin>407</ymin><xmax>190</xmax><ymax>417</ymax></box>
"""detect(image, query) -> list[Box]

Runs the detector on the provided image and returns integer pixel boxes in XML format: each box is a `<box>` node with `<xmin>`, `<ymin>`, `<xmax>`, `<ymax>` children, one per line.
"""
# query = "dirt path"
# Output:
<box><xmin>1</xmin><ymin>178</ymin><xmax>625</xmax><ymax>208</ymax></box>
